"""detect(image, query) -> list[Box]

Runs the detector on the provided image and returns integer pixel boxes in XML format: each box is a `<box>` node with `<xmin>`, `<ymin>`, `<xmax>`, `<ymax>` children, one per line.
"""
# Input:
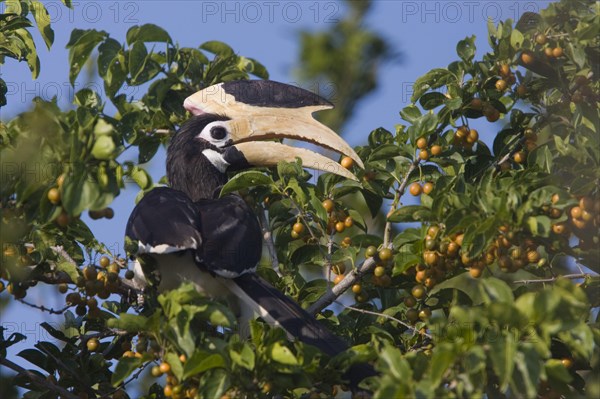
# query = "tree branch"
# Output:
<box><xmin>309</xmin><ymin>160</ymin><xmax>420</xmax><ymax>315</ymax></box>
<box><xmin>0</xmin><ymin>357</ymin><xmax>79</xmax><ymax>399</ymax></box>
<box><xmin>513</xmin><ymin>273</ymin><xmax>594</xmax><ymax>284</ymax></box>
<box><xmin>384</xmin><ymin>160</ymin><xmax>419</xmax><ymax>247</ymax></box>
<box><xmin>17</xmin><ymin>299</ymin><xmax>70</xmax><ymax>315</ymax></box>
<box><xmin>307</xmin><ymin>257</ymin><xmax>377</xmax><ymax>315</ymax></box>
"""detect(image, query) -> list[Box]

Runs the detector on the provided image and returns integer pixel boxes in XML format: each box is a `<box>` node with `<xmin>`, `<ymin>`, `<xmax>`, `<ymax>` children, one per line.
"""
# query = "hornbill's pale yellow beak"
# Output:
<box><xmin>184</xmin><ymin>80</ymin><xmax>363</xmax><ymax>180</ymax></box>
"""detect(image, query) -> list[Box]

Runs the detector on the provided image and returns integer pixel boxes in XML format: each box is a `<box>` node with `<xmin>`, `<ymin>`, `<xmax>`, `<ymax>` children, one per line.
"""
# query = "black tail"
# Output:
<box><xmin>232</xmin><ymin>273</ymin><xmax>376</xmax><ymax>387</ymax></box>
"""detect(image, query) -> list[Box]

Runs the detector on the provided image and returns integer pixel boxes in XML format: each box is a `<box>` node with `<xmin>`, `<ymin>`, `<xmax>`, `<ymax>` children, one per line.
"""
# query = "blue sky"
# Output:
<box><xmin>1</xmin><ymin>0</ymin><xmax>552</xmax><ymax>378</ymax></box>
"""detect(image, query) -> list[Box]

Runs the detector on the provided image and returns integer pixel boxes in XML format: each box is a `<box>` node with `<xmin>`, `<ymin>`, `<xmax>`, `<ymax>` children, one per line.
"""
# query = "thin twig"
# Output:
<box><xmin>343</xmin><ymin>303</ymin><xmax>432</xmax><ymax>339</ymax></box>
<box><xmin>513</xmin><ymin>273</ymin><xmax>594</xmax><ymax>284</ymax></box>
<box><xmin>384</xmin><ymin>160</ymin><xmax>420</xmax><ymax>247</ymax></box>
<box><xmin>0</xmin><ymin>357</ymin><xmax>79</xmax><ymax>399</ymax></box>
<box><xmin>494</xmin><ymin>135</ymin><xmax>527</xmax><ymax>169</ymax></box>
<box><xmin>17</xmin><ymin>299</ymin><xmax>70</xmax><ymax>315</ymax></box>
<box><xmin>99</xmin><ymin>360</ymin><xmax>153</xmax><ymax>399</ymax></box>
<box><xmin>257</xmin><ymin>206</ymin><xmax>280</xmax><ymax>276</ymax></box>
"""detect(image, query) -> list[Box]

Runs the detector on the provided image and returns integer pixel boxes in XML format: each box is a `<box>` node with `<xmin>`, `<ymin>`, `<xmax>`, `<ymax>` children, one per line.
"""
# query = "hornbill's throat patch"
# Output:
<box><xmin>184</xmin><ymin>80</ymin><xmax>364</xmax><ymax>180</ymax></box>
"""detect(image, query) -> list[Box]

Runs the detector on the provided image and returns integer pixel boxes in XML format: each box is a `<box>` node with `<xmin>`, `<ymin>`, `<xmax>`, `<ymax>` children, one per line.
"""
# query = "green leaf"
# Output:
<box><xmin>126</xmin><ymin>24</ymin><xmax>172</xmax><ymax>45</ymax></box>
<box><xmin>128</xmin><ymin>41</ymin><xmax>148</xmax><ymax>81</ymax></box>
<box><xmin>200</xmin><ymin>41</ymin><xmax>234</xmax><ymax>57</ymax></box>
<box><xmin>510</xmin><ymin>345</ymin><xmax>542</xmax><ymax>399</ymax></box>
<box><xmin>165</xmin><ymin>352</ymin><xmax>184</xmax><ymax>381</ymax></box>
<box><xmin>429</xmin><ymin>343</ymin><xmax>457</xmax><ymax>386</ymax></box>
<box><xmin>107</xmin><ymin>313</ymin><xmax>149</xmax><ymax>332</ymax></box>
<box><xmin>91</xmin><ymin>136</ymin><xmax>116</xmax><ymax>160</ymax></box>
<box><xmin>67</xmin><ymin>29</ymin><xmax>107</xmax><ymax>85</ymax></box>
<box><xmin>13</xmin><ymin>28</ymin><xmax>40</xmax><ymax>79</ymax></box>
<box><xmin>545</xmin><ymin>359</ymin><xmax>573</xmax><ymax>383</ymax></box>
<box><xmin>270</xmin><ymin>342</ymin><xmax>298</xmax><ymax>366</ymax></box>
<box><xmin>510</xmin><ymin>29</ymin><xmax>524</xmax><ymax>50</ymax></box>
<box><xmin>128</xmin><ymin>166</ymin><xmax>151</xmax><ymax>189</ymax></box>
<box><xmin>230</xmin><ymin>344</ymin><xmax>255</xmax><ymax>371</ymax></box>
<box><xmin>31</xmin><ymin>2</ymin><xmax>54</xmax><ymax>50</ymax></box>
<box><xmin>220</xmin><ymin>171</ymin><xmax>274</xmax><ymax>196</ymax></box>
<box><xmin>183</xmin><ymin>352</ymin><xmax>225</xmax><ymax>379</ymax></box>
<box><xmin>388</xmin><ymin>205</ymin><xmax>432</xmax><ymax>223</ymax></box>
<box><xmin>456</xmin><ymin>36</ymin><xmax>476</xmax><ymax>62</ymax></box>
<box><xmin>61</xmin><ymin>171</ymin><xmax>101</xmax><ymax>215</ymax></box>
<box><xmin>489</xmin><ymin>333</ymin><xmax>516</xmax><ymax>391</ymax></box>
<box><xmin>419</xmin><ymin>92</ymin><xmax>446</xmax><ymax>110</ymax></box>
<box><xmin>56</xmin><ymin>261</ymin><xmax>79</xmax><ymax>283</ymax></box>
<box><xmin>97</xmin><ymin>38</ymin><xmax>121</xmax><ymax>78</ymax></box>
<box><xmin>428</xmin><ymin>272</ymin><xmax>483</xmax><ymax>304</ymax></box>
<box><xmin>480</xmin><ymin>277</ymin><xmax>513</xmax><ymax>305</ymax></box>
<box><xmin>400</xmin><ymin>105</ymin><xmax>421</xmax><ymax>123</ymax></box>
<box><xmin>411</xmin><ymin>69</ymin><xmax>455</xmax><ymax>103</ymax></box>
<box><xmin>198</xmin><ymin>369</ymin><xmax>229</xmax><ymax>399</ymax></box>
<box><xmin>526</xmin><ymin>215</ymin><xmax>552</xmax><ymax>237</ymax></box>
<box><xmin>18</xmin><ymin>349</ymin><xmax>48</xmax><ymax>372</ymax></box>
<box><xmin>463</xmin><ymin>217</ymin><xmax>496</xmax><ymax>258</ymax></box>
<box><xmin>111</xmin><ymin>357</ymin><xmax>143</xmax><ymax>386</ymax></box>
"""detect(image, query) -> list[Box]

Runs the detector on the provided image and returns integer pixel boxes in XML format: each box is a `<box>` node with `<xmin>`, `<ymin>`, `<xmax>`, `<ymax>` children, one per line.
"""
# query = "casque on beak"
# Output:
<box><xmin>184</xmin><ymin>80</ymin><xmax>363</xmax><ymax>180</ymax></box>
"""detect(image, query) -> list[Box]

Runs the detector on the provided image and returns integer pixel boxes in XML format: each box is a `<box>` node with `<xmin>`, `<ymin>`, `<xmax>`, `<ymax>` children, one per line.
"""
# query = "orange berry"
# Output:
<box><xmin>47</xmin><ymin>188</ymin><xmax>61</xmax><ymax>205</ymax></box>
<box><xmin>419</xmin><ymin>149</ymin><xmax>429</xmax><ymax>161</ymax></box>
<box><xmin>513</xmin><ymin>151</ymin><xmax>526</xmax><ymax>164</ymax></box>
<box><xmin>416</xmin><ymin>137</ymin><xmax>427</xmax><ymax>150</ymax></box>
<box><xmin>378</xmin><ymin>248</ymin><xmax>393</xmax><ymax>261</ymax></box>
<box><xmin>469</xmin><ymin>267</ymin><xmax>483</xmax><ymax>278</ymax></box>
<box><xmin>561</xmin><ymin>358</ymin><xmax>573</xmax><ymax>369</ymax></box>
<box><xmin>86</xmin><ymin>338</ymin><xmax>99</xmax><ymax>352</ymax></box>
<box><xmin>430</xmin><ymin>145</ymin><xmax>442</xmax><ymax>156</ymax></box>
<box><xmin>521</xmin><ymin>52</ymin><xmax>535</xmax><ymax>65</ymax></box>
<box><xmin>322</xmin><ymin>199</ymin><xmax>334</xmax><ymax>213</ymax></box>
<box><xmin>422</xmin><ymin>182</ymin><xmax>434</xmax><ymax>195</ymax></box>
<box><xmin>470</xmin><ymin>98</ymin><xmax>483</xmax><ymax>110</ymax></box>
<box><xmin>99</xmin><ymin>256</ymin><xmax>110</xmax><ymax>268</ymax></box>
<box><xmin>340</xmin><ymin>156</ymin><xmax>354</xmax><ymax>169</ymax></box>
<box><xmin>411</xmin><ymin>284</ymin><xmax>426</xmax><ymax>299</ymax></box>
<box><xmin>535</xmin><ymin>34</ymin><xmax>547</xmax><ymax>45</ymax></box>
<box><xmin>484</xmin><ymin>106</ymin><xmax>500</xmax><ymax>122</ymax></box>
<box><xmin>570</xmin><ymin>206</ymin><xmax>583</xmax><ymax>219</ymax></box>
<box><xmin>552</xmin><ymin>47</ymin><xmax>563</xmax><ymax>57</ymax></box>
<box><xmin>292</xmin><ymin>222</ymin><xmax>305</xmax><ymax>234</ymax></box>
<box><xmin>344</xmin><ymin>216</ymin><xmax>354</xmax><ymax>228</ymax></box>
<box><xmin>365</xmin><ymin>246</ymin><xmax>377</xmax><ymax>257</ymax></box>
<box><xmin>351</xmin><ymin>284</ymin><xmax>362</xmax><ymax>294</ymax></box>
<box><xmin>409</xmin><ymin>182</ymin><xmax>422</xmax><ymax>196</ymax></box>
<box><xmin>159</xmin><ymin>362</ymin><xmax>171</xmax><ymax>374</ymax></box>
<box><xmin>467</xmin><ymin>129</ymin><xmax>479</xmax><ymax>144</ymax></box>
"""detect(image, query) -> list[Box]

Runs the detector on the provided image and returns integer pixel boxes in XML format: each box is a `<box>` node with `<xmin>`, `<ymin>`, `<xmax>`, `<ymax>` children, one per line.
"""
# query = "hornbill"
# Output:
<box><xmin>125</xmin><ymin>80</ymin><xmax>374</xmax><ymax>387</ymax></box>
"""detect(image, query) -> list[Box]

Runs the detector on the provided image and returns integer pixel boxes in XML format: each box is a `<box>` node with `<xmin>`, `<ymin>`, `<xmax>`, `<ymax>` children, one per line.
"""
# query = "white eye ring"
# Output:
<box><xmin>197</xmin><ymin>121</ymin><xmax>232</xmax><ymax>147</ymax></box>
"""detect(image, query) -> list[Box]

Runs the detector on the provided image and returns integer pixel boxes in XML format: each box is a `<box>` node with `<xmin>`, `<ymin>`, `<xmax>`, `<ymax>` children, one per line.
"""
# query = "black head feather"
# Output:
<box><xmin>167</xmin><ymin>114</ymin><xmax>230</xmax><ymax>201</ymax></box>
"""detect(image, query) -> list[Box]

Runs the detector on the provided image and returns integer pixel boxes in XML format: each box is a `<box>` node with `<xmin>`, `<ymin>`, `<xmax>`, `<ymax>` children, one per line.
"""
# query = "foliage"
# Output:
<box><xmin>1</xmin><ymin>0</ymin><xmax>599</xmax><ymax>398</ymax></box>
<box><xmin>295</xmin><ymin>0</ymin><xmax>392</xmax><ymax>132</ymax></box>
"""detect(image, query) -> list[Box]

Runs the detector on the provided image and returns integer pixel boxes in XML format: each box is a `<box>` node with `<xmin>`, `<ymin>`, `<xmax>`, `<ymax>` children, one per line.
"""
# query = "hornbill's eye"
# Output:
<box><xmin>210</xmin><ymin>126</ymin><xmax>227</xmax><ymax>140</ymax></box>
<box><xmin>197</xmin><ymin>121</ymin><xmax>231</xmax><ymax>147</ymax></box>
